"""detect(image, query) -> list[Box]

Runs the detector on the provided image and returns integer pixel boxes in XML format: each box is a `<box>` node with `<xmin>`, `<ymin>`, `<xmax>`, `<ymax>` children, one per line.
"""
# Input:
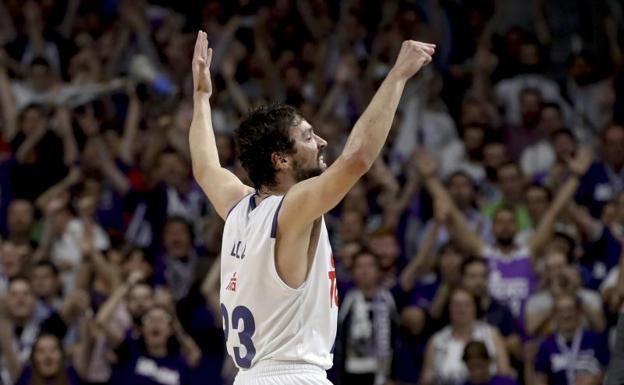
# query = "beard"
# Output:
<box><xmin>293</xmin><ymin>154</ymin><xmax>325</xmax><ymax>182</ymax></box>
<box><xmin>496</xmin><ymin>235</ymin><xmax>514</xmax><ymax>247</ymax></box>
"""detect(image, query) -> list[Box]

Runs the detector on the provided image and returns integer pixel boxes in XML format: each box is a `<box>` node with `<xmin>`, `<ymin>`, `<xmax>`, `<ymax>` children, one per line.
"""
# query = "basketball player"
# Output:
<box><xmin>189</xmin><ymin>30</ymin><xmax>435</xmax><ymax>384</ymax></box>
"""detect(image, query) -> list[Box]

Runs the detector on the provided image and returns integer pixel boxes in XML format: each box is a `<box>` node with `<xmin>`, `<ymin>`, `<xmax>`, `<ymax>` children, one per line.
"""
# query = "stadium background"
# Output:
<box><xmin>0</xmin><ymin>0</ymin><xmax>623</xmax><ymax>384</ymax></box>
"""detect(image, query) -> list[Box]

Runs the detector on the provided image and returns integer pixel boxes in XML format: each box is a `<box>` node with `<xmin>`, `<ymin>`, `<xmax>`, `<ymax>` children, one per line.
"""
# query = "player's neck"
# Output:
<box><xmin>258</xmin><ymin>179</ymin><xmax>294</xmax><ymax>198</ymax></box>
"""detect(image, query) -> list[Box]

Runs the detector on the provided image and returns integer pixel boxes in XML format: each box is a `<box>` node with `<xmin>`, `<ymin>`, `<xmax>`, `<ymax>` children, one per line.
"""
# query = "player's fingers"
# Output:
<box><xmin>202</xmin><ymin>32</ymin><xmax>208</xmax><ymax>58</ymax></box>
<box><xmin>421</xmin><ymin>45</ymin><xmax>435</xmax><ymax>56</ymax></box>
<box><xmin>193</xmin><ymin>31</ymin><xmax>202</xmax><ymax>58</ymax></box>
<box><xmin>206</xmin><ymin>48</ymin><xmax>213</xmax><ymax>67</ymax></box>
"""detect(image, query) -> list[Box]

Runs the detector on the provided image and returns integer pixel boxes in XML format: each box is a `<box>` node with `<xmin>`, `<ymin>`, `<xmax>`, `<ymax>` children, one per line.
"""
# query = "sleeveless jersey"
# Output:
<box><xmin>220</xmin><ymin>193</ymin><xmax>338</xmax><ymax>371</ymax></box>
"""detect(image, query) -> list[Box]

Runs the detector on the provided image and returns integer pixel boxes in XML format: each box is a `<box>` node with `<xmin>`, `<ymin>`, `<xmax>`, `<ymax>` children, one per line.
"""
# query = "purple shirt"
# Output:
<box><xmin>535</xmin><ymin>329</ymin><xmax>609</xmax><ymax>385</ymax></box>
<box><xmin>482</xmin><ymin>245</ymin><xmax>539</xmax><ymax>322</ymax></box>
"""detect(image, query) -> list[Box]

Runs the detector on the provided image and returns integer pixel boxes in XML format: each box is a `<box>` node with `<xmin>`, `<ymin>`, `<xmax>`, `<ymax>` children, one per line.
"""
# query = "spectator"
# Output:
<box><xmin>108</xmin><ymin>305</ymin><xmax>200</xmax><ymax>385</ymax></box>
<box><xmin>335</xmin><ymin>249</ymin><xmax>398</xmax><ymax>385</ymax></box>
<box><xmin>367</xmin><ymin>228</ymin><xmax>401</xmax><ymax>289</ymax></box>
<box><xmin>4</xmin><ymin>199</ymin><xmax>35</xmax><ymax>245</ymax></box>
<box><xmin>14</xmin><ymin>334</ymin><xmax>80</xmax><ymax>385</ymax></box>
<box><xmin>419</xmin><ymin>149</ymin><xmax>592</xmax><ymax>319</ymax></box>
<box><xmin>0</xmin><ymin>240</ymin><xmax>31</xmax><ymax>292</ymax></box>
<box><xmin>29</xmin><ymin>260</ymin><xmax>63</xmax><ymax>311</ymax></box>
<box><xmin>504</xmin><ymin>88</ymin><xmax>545</xmax><ymax>160</ymax></box>
<box><xmin>525</xmin><ymin>250</ymin><xmax>605</xmax><ymax>336</ymax></box>
<box><xmin>519</xmin><ymin>102</ymin><xmax>564</xmax><ymax>178</ymax></box>
<box><xmin>534</xmin><ymin>294</ymin><xmax>609</xmax><ymax>385</ymax></box>
<box><xmin>439</xmin><ymin>124</ymin><xmax>486</xmax><ymax>181</ymax></box>
<box><xmin>418</xmin><ymin>171</ymin><xmax>492</xmax><ymax>252</ymax></box>
<box><xmin>483</xmin><ymin>162</ymin><xmax>531</xmax><ymax>232</ymax></box>
<box><xmin>461</xmin><ymin>257</ymin><xmax>522</xmax><ymax>361</ymax></box>
<box><xmin>576</xmin><ymin>123</ymin><xmax>624</xmax><ymax>218</ymax></box>
<box><xmin>157</xmin><ymin>216</ymin><xmax>208</xmax><ymax>302</ymax></box>
<box><xmin>420</xmin><ymin>287</ymin><xmax>511</xmax><ymax>385</ymax></box>
<box><xmin>563</xmin><ymin>52</ymin><xmax>614</xmax><ymax>143</ymax></box>
<box><xmin>0</xmin><ymin>276</ymin><xmax>84</xmax><ymax>384</ymax></box>
<box><xmin>462</xmin><ymin>341</ymin><xmax>519</xmax><ymax>385</ymax></box>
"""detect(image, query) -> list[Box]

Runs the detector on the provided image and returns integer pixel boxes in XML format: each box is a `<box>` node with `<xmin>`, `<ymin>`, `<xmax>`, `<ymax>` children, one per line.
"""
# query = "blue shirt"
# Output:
<box><xmin>535</xmin><ymin>329</ymin><xmax>609</xmax><ymax>385</ymax></box>
<box><xmin>576</xmin><ymin>161</ymin><xmax>624</xmax><ymax>218</ymax></box>
<box><xmin>393</xmin><ymin>276</ymin><xmax>441</xmax><ymax>383</ymax></box>
<box><xmin>111</xmin><ymin>335</ymin><xmax>191</xmax><ymax>385</ymax></box>
<box><xmin>580</xmin><ymin>226</ymin><xmax>622</xmax><ymax>290</ymax></box>
<box><xmin>15</xmin><ymin>365</ymin><xmax>80</xmax><ymax>385</ymax></box>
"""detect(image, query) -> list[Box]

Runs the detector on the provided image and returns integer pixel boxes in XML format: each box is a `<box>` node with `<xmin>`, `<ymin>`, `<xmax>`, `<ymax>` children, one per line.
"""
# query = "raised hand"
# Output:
<box><xmin>566</xmin><ymin>147</ymin><xmax>593</xmax><ymax>177</ymax></box>
<box><xmin>126</xmin><ymin>269</ymin><xmax>145</xmax><ymax>286</ymax></box>
<box><xmin>192</xmin><ymin>31</ymin><xmax>213</xmax><ymax>97</ymax></box>
<box><xmin>390</xmin><ymin>40</ymin><xmax>436</xmax><ymax>80</ymax></box>
<box><xmin>415</xmin><ymin>150</ymin><xmax>438</xmax><ymax>179</ymax></box>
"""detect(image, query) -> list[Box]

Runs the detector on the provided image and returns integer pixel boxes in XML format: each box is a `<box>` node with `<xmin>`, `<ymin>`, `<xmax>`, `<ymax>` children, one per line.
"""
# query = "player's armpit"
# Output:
<box><xmin>193</xmin><ymin>165</ymin><xmax>254</xmax><ymax>220</ymax></box>
<box><xmin>278</xmin><ymin>154</ymin><xmax>367</xmax><ymax>232</ymax></box>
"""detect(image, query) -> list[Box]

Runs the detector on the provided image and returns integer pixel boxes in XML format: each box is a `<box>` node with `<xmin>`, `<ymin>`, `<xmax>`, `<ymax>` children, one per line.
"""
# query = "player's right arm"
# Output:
<box><xmin>279</xmin><ymin>41</ymin><xmax>435</xmax><ymax>231</ymax></box>
<box><xmin>189</xmin><ymin>31</ymin><xmax>253</xmax><ymax>220</ymax></box>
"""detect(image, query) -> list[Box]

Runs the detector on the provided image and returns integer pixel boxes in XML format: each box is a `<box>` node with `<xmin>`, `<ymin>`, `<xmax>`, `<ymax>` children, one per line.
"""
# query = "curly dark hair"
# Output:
<box><xmin>235</xmin><ymin>104</ymin><xmax>301</xmax><ymax>189</ymax></box>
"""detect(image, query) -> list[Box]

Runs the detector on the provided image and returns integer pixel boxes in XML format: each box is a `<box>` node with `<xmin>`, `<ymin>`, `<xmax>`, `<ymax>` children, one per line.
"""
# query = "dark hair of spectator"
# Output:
<box><xmin>8</xmin><ymin>274</ymin><xmax>32</xmax><ymax>288</ymax></box>
<box><xmin>524</xmin><ymin>183</ymin><xmax>553</xmax><ymax>202</ymax></box>
<box><xmin>461</xmin><ymin>256</ymin><xmax>489</xmax><ymax>275</ymax></box>
<box><xmin>552</xmin><ymin>231</ymin><xmax>576</xmax><ymax>263</ymax></box>
<box><xmin>350</xmin><ymin>247</ymin><xmax>382</xmax><ymax>271</ymax></box>
<box><xmin>438</xmin><ymin>241</ymin><xmax>461</xmax><ymax>258</ymax></box>
<box><xmin>493</xmin><ymin>203</ymin><xmax>516</xmax><ymax>219</ymax></box>
<box><xmin>541</xmin><ymin>102</ymin><xmax>562</xmax><ymax>114</ymax></box>
<box><xmin>446</xmin><ymin>170</ymin><xmax>476</xmax><ymax>190</ymax></box>
<box><xmin>549</xmin><ymin>128</ymin><xmax>577</xmax><ymax>142</ymax></box>
<box><xmin>164</xmin><ymin>215</ymin><xmax>195</xmax><ymax>240</ymax></box>
<box><xmin>32</xmin><ymin>260</ymin><xmax>60</xmax><ymax>276</ymax></box>
<box><xmin>462</xmin><ymin>340</ymin><xmax>491</xmax><ymax>361</ymax></box>
<box><xmin>30</xmin><ymin>56</ymin><xmax>51</xmax><ymax>69</ymax></box>
<box><xmin>449</xmin><ymin>286</ymin><xmax>485</xmax><ymax>320</ymax></box>
<box><xmin>601</xmin><ymin>122</ymin><xmax>624</xmax><ymax>143</ymax></box>
<box><xmin>123</xmin><ymin>246</ymin><xmax>155</xmax><ymax>265</ymax></box>
<box><xmin>496</xmin><ymin>160</ymin><xmax>522</xmax><ymax>175</ymax></box>
<box><xmin>235</xmin><ymin>104</ymin><xmax>301</xmax><ymax>189</ymax></box>
<box><xmin>519</xmin><ymin>87</ymin><xmax>543</xmax><ymax>102</ymax></box>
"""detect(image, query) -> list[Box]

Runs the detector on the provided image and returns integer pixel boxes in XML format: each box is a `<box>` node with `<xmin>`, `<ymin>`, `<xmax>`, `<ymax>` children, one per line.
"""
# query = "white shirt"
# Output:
<box><xmin>221</xmin><ymin>194</ymin><xmax>338</xmax><ymax>371</ymax></box>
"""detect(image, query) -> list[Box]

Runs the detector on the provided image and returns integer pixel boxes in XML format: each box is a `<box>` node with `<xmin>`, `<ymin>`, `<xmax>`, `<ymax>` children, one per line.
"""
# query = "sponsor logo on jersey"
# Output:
<box><xmin>226</xmin><ymin>272</ymin><xmax>237</xmax><ymax>291</ymax></box>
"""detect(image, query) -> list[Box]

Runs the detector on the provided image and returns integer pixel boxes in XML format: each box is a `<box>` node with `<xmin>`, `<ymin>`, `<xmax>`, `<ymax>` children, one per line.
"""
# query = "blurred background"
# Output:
<box><xmin>0</xmin><ymin>0</ymin><xmax>623</xmax><ymax>385</ymax></box>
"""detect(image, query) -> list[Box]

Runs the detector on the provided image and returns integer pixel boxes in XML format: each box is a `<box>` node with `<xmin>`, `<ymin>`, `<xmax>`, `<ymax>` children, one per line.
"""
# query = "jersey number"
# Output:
<box><xmin>220</xmin><ymin>304</ymin><xmax>256</xmax><ymax>368</ymax></box>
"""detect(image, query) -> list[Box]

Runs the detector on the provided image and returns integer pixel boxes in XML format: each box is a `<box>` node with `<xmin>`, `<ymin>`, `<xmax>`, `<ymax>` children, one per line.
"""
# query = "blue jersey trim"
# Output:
<box><xmin>270</xmin><ymin>196</ymin><xmax>286</xmax><ymax>238</ymax></box>
<box><xmin>226</xmin><ymin>192</ymin><xmax>255</xmax><ymax>220</ymax></box>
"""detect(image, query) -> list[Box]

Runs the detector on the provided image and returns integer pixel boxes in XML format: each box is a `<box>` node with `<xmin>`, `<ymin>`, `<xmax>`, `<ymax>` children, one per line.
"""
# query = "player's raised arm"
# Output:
<box><xmin>280</xmin><ymin>41</ymin><xmax>435</xmax><ymax>230</ymax></box>
<box><xmin>189</xmin><ymin>31</ymin><xmax>253</xmax><ymax>219</ymax></box>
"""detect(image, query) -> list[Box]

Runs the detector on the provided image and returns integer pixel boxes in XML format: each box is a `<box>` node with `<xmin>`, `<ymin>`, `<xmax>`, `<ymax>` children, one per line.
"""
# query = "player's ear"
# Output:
<box><xmin>271</xmin><ymin>152</ymin><xmax>289</xmax><ymax>170</ymax></box>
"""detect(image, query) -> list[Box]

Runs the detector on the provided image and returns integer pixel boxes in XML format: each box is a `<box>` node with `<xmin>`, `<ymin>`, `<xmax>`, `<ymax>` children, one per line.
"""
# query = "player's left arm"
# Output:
<box><xmin>189</xmin><ymin>31</ymin><xmax>253</xmax><ymax>220</ymax></box>
<box><xmin>527</xmin><ymin>148</ymin><xmax>592</xmax><ymax>256</ymax></box>
<box><xmin>279</xmin><ymin>41</ymin><xmax>435</xmax><ymax>233</ymax></box>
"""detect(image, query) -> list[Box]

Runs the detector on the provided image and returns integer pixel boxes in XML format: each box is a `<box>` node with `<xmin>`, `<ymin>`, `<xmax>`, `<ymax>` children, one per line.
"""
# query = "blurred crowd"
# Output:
<box><xmin>0</xmin><ymin>0</ymin><xmax>623</xmax><ymax>385</ymax></box>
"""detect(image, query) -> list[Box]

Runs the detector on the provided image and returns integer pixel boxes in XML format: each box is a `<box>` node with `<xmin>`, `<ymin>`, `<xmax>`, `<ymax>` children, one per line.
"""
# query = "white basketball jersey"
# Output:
<box><xmin>220</xmin><ymin>193</ymin><xmax>338</xmax><ymax>371</ymax></box>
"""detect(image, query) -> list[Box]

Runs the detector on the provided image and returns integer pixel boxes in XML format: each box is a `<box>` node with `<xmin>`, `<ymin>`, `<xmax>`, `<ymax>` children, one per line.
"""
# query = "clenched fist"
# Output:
<box><xmin>390</xmin><ymin>41</ymin><xmax>436</xmax><ymax>80</ymax></box>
